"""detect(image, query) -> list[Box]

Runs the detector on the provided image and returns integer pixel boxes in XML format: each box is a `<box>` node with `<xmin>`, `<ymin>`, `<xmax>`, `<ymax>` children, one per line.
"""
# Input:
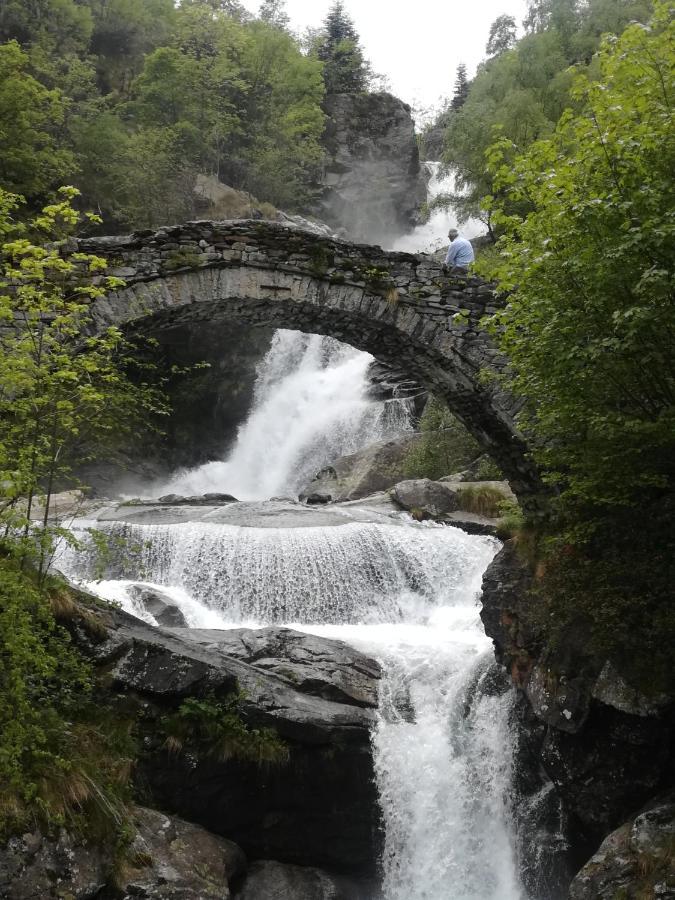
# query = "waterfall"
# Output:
<box><xmin>61</xmin><ymin>512</ymin><xmax>528</xmax><ymax>899</ymax></box>
<box><xmin>60</xmin><ymin>163</ymin><xmax>538</xmax><ymax>899</ymax></box>
<box><xmin>155</xmin><ymin>330</ymin><xmax>413</xmax><ymax>501</ymax></box>
<box><xmin>391</xmin><ymin>162</ymin><xmax>485</xmax><ymax>254</ymax></box>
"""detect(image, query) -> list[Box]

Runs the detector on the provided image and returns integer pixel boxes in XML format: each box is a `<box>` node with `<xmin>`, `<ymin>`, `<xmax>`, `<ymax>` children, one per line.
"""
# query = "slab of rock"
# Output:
<box><xmin>0</xmin><ymin>830</ymin><xmax>107</xmax><ymax>900</ymax></box>
<box><xmin>128</xmin><ymin>584</ymin><xmax>189</xmax><ymax>628</ymax></box>
<box><xmin>235</xmin><ymin>860</ymin><xmax>358</xmax><ymax>899</ymax></box>
<box><xmin>390</xmin><ymin>478</ymin><xmax>460</xmax><ymax>520</ymax></box>
<box><xmin>120</xmin><ymin>806</ymin><xmax>246</xmax><ymax>899</ymax></box>
<box><xmin>93</xmin><ymin>498</ymin><xmax>405</xmax><ymax>529</ymax></box>
<box><xmin>156</xmin><ymin>493</ymin><xmax>238</xmax><ymax>505</ymax></box>
<box><xmin>299</xmin><ymin>435</ymin><xmax>423</xmax><ymax>504</ymax></box>
<box><xmin>181</xmin><ymin>627</ymin><xmax>380</xmax><ymax>709</ymax></box>
<box><xmin>72</xmin><ymin>604</ymin><xmax>382</xmax><ymax>875</ymax></box>
<box><xmin>569</xmin><ymin>794</ymin><xmax>675</xmax><ymax>899</ymax></box>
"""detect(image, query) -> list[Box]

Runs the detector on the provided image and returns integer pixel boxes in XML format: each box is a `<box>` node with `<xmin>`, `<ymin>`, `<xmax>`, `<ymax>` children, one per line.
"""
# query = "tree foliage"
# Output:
<box><xmin>481</xmin><ymin>3</ymin><xmax>674</xmax><ymax>519</ymax></box>
<box><xmin>0</xmin><ymin>188</ymin><xmax>169</xmax><ymax>841</ymax></box>
<box><xmin>0</xmin><ymin>187</ymin><xmax>168</xmax><ymax>577</ymax></box>
<box><xmin>404</xmin><ymin>398</ymin><xmax>480</xmax><ymax>481</ymax></box>
<box><xmin>316</xmin><ymin>1</ymin><xmax>370</xmax><ymax>94</ymax></box>
<box><xmin>450</xmin><ymin>63</ymin><xmax>470</xmax><ymax>110</ymax></box>
<box><xmin>486</xmin><ymin>14</ymin><xmax>517</xmax><ymax>56</ymax></box>
<box><xmin>442</xmin><ymin>0</ymin><xmax>653</xmax><ymax>227</ymax></box>
<box><xmin>0</xmin><ymin>42</ymin><xmax>75</xmax><ymax>201</ymax></box>
<box><xmin>0</xmin><ymin>0</ymin><xmax>326</xmax><ymax>226</ymax></box>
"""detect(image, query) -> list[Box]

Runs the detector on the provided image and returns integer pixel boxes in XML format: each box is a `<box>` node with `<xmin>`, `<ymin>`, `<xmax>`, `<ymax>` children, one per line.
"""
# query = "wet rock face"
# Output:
<box><xmin>480</xmin><ymin>543</ymin><xmax>675</xmax><ymax>871</ymax></box>
<box><xmin>74</xmin><ymin>608</ymin><xmax>383</xmax><ymax>876</ymax></box>
<box><xmin>569</xmin><ymin>794</ymin><xmax>675</xmax><ymax>899</ymax></box>
<box><xmin>234</xmin><ymin>860</ymin><xmax>369</xmax><ymax>899</ymax></box>
<box><xmin>316</xmin><ymin>92</ymin><xmax>427</xmax><ymax>244</ymax></box>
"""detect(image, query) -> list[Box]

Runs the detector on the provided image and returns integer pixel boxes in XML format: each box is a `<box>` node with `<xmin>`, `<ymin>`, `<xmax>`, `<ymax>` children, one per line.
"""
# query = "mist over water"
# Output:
<box><xmin>392</xmin><ymin>162</ymin><xmax>485</xmax><ymax>254</ymax></box>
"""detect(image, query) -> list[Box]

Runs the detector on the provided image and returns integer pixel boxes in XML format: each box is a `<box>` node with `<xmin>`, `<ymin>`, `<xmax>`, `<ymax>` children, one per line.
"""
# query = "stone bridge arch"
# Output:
<box><xmin>77</xmin><ymin>220</ymin><xmax>540</xmax><ymax>498</ymax></box>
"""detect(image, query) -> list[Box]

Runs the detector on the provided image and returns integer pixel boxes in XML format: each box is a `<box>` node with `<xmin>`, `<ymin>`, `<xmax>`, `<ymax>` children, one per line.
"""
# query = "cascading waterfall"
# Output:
<box><xmin>63</xmin><ymin>163</ymin><xmax>535</xmax><ymax>898</ymax></box>
<box><xmin>61</xmin><ymin>513</ymin><xmax>527</xmax><ymax>899</ymax></box>
<box><xmin>155</xmin><ymin>330</ymin><xmax>413</xmax><ymax>501</ymax></box>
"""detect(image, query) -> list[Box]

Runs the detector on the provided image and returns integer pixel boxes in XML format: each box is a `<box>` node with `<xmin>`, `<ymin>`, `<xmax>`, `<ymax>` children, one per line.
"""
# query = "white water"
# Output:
<box><xmin>62</xmin><ymin>514</ymin><xmax>526</xmax><ymax>900</ymax></box>
<box><xmin>155</xmin><ymin>330</ymin><xmax>413</xmax><ymax>501</ymax></box>
<box><xmin>63</xmin><ymin>168</ymin><xmax>530</xmax><ymax>898</ymax></box>
<box><xmin>392</xmin><ymin>162</ymin><xmax>485</xmax><ymax>254</ymax></box>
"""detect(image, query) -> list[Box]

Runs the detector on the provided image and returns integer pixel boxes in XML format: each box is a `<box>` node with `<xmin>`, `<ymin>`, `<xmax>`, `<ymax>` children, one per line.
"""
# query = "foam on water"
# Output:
<box><xmin>62</xmin><ymin>513</ymin><xmax>525</xmax><ymax>900</ymax></box>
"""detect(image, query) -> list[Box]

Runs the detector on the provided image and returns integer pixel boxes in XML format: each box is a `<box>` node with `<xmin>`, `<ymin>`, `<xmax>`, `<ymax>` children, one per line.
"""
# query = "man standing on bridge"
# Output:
<box><xmin>443</xmin><ymin>228</ymin><xmax>474</xmax><ymax>275</ymax></box>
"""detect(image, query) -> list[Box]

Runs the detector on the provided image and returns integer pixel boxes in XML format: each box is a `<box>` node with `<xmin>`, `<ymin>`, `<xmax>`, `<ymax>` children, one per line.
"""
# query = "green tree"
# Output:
<box><xmin>258</xmin><ymin>0</ymin><xmax>290</xmax><ymax>30</ymax></box>
<box><xmin>237</xmin><ymin>20</ymin><xmax>325</xmax><ymax>206</ymax></box>
<box><xmin>486</xmin><ymin>14</ymin><xmax>517</xmax><ymax>56</ymax></box>
<box><xmin>481</xmin><ymin>2</ymin><xmax>674</xmax><ymax>518</ymax></box>
<box><xmin>0</xmin><ymin>0</ymin><xmax>93</xmax><ymax>55</ymax></box>
<box><xmin>450</xmin><ymin>63</ymin><xmax>470</xmax><ymax>110</ymax></box>
<box><xmin>0</xmin><ymin>41</ymin><xmax>75</xmax><ymax>202</ymax></box>
<box><xmin>85</xmin><ymin>0</ymin><xmax>176</xmax><ymax>96</ymax></box>
<box><xmin>316</xmin><ymin>1</ymin><xmax>370</xmax><ymax>94</ymax></box>
<box><xmin>0</xmin><ymin>186</ymin><xmax>168</xmax><ymax>575</ymax></box>
<box><xmin>443</xmin><ymin>0</ymin><xmax>652</xmax><ymax>229</ymax></box>
<box><xmin>404</xmin><ymin>398</ymin><xmax>480</xmax><ymax>481</ymax></box>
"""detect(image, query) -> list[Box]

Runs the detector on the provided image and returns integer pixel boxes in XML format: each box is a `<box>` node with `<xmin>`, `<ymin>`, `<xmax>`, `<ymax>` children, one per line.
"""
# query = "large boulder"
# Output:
<box><xmin>0</xmin><ymin>806</ymin><xmax>244</xmax><ymax>900</ymax></box>
<box><xmin>315</xmin><ymin>92</ymin><xmax>427</xmax><ymax>244</ymax></box>
<box><xmin>128</xmin><ymin>584</ymin><xmax>189</xmax><ymax>628</ymax></box>
<box><xmin>120</xmin><ymin>806</ymin><xmax>246</xmax><ymax>899</ymax></box>
<box><xmin>73</xmin><ymin>607</ymin><xmax>383</xmax><ymax>876</ymax></box>
<box><xmin>569</xmin><ymin>794</ymin><xmax>675</xmax><ymax>899</ymax></box>
<box><xmin>299</xmin><ymin>435</ymin><xmax>423</xmax><ymax>503</ymax></box>
<box><xmin>0</xmin><ymin>830</ymin><xmax>108</xmax><ymax>900</ymax></box>
<box><xmin>390</xmin><ymin>478</ymin><xmax>460</xmax><ymax>520</ymax></box>
<box><xmin>235</xmin><ymin>860</ymin><xmax>365</xmax><ymax>900</ymax></box>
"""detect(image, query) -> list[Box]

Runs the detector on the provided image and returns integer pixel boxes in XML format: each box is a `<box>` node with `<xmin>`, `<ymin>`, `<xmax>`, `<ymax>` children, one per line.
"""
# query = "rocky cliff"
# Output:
<box><xmin>314</xmin><ymin>92</ymin><xmax>427</xmax><ymax>245</ymax></box>
<box><xmin>480</xmin><ymin>543</ymin><xmax>675</xmax><ymax>895</ymax></box>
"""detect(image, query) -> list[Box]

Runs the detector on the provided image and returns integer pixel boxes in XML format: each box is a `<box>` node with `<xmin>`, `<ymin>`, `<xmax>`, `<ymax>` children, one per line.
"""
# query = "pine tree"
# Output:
<box><xmin>450</xmin><ymin>63</ymin><xmax>469</xmax><ymax>110</ymax></box>
<box><xmin>316</xmin><ymin>1</ymin><xmax>369</xmax><ymax>94</ymax></box>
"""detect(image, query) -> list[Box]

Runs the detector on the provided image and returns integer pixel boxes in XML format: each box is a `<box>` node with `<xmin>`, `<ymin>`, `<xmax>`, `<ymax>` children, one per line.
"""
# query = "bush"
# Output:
<box><xmin>0</xmin><ymin>556</ymin><xmax>135</xmax><ymax>840</ymax></box>
<box><xmin>457</xmin><ymin>485</ymin><xmax>507</xmax><ymax>517</ymax></box>
<box><xmin>403</xmin><ymin>397</ymin><xmax>480</xmax><ymax>480</ymax></box>
<box><xmin>162</xmin><ymin>695</ymin><xmax>289</xmax><ymax>766</ymax></box>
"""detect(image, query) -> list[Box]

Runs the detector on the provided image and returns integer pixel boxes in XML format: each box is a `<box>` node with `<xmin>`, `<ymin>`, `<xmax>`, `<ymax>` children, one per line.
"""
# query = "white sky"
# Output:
<box><xmin>241</xmin><ymin>0</ymin><xmax>528</xmax><ymax>118</ymax></box>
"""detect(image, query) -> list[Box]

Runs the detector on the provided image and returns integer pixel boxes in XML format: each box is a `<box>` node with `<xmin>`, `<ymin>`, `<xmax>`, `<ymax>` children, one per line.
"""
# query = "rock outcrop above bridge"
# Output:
<box><xmin>317</xmin><ymin>91</ymin><xmax>427</xmax><ymax>244</ymax></box>
<box><xmin>74</xmin><ymin>219</ymin><xmax>540</xmax><ymax>498</ymax></box>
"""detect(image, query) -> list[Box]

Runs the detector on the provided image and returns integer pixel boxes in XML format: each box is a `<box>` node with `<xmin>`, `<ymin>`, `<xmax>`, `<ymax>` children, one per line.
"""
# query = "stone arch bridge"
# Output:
<box><xmin>76</xmin><ymin>219</ymin><xmax>539</xmax><ymax>498</ymax></box>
